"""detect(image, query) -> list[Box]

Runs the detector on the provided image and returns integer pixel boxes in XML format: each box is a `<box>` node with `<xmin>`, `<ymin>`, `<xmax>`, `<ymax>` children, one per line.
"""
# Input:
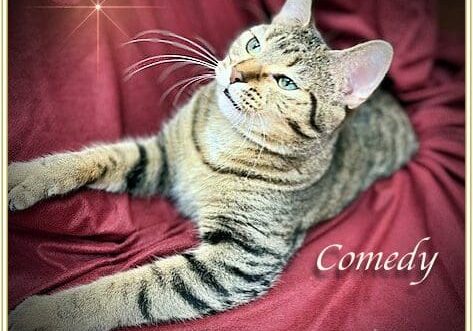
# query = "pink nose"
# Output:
<box><xmin>230</xmin><ymin>67</ymin><xmax>244</xmax><ymax>84</ymax></box>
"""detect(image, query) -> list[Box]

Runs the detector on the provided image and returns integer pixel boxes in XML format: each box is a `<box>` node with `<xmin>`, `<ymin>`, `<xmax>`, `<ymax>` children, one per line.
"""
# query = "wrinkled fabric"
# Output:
<box><xmin>8</xmin><ymin>0</ymin><xmax>464</xmax><ymax>330</ymax></box>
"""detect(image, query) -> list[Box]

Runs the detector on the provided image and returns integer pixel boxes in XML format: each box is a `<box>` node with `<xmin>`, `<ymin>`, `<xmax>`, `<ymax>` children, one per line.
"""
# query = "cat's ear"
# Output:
<box><xmin>273</xmin><ymin>0</ymin><xmax>313</xmax><ymax>26</ymax></box>
<box><xmin>330</xmin><ymin>40</ymin><xmax>393</xmax><ymax>109</ymax></box>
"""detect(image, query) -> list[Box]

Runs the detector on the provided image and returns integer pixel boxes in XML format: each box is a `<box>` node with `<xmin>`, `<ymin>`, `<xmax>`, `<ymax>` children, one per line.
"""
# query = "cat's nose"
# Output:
<box><xmin>230</xmin><ymin>67</ymin><xmax>244</xmax><ymax>84</ymax></box>
<box><xmin>230</xmin><ymin>59</ymin><xmax>263</xmax><ymax>84</ymax></box>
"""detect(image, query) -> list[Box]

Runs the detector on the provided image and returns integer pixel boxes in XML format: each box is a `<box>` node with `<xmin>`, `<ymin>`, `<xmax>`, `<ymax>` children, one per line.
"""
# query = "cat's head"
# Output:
<box><xmin>215</xmin><ymin>0</ymin><xmax>393</xmax><ymax>152</ymax></box>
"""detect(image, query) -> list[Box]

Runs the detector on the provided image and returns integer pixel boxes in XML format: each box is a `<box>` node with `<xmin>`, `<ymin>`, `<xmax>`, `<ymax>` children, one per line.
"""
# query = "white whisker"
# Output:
<box><xmin>124</xmin><ymin>58</ymin><xmax>216</xmax><ymax>81</ymax></box>
<box><xmin>194</xmin><ymin>36</ymin><xmax>217</xmax><ymax>56</ymax></box>
<box><xmin>160</xmin><ymin>74</ymin><xmax>214</xmax><ymax>105</ymax></box>
<box><xmin>134</xmin><ymin>29</ymin><xmax>219</xmax><ymax>64</ymax></box>
<box><xmin>122</xmin><ymin>38</ymin><xmax>218</xmax><ymax>65</ymax></box>
<box><xmin>253</xmin><ymin>114</ymin><xmax>267</xmax><ymax>172</ymax></box>
<box><xmin>126</xmin><ymin>54</ymin><xmax>216</xmax><ymax>74</ymax></box>
<box><xmin>172</xmin><ymin>75</ymin><xmax>213</xmax><ymax>107</ymax></box>
<box><xmin>157</xmin><ymin>62</ymin><xmax>196</xmax><ymax>83</ymax></box>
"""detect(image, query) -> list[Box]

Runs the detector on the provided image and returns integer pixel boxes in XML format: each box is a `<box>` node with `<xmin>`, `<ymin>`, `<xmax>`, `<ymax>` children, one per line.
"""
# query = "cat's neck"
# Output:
<box><xmin>193</xmin><ymin>83</ymin><xmax>338</xmax><ymax>187</ymax></box>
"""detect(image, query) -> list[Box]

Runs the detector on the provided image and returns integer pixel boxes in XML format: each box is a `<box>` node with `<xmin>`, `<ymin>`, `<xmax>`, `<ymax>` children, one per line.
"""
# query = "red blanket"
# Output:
<box><xmin>9</xmin><ymin>0</ymin><xmax>465</xmax><ymax>330</ymax></box>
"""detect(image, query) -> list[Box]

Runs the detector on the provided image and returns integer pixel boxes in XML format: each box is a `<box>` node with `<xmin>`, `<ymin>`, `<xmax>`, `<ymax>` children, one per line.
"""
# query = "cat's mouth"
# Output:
<box><xmin>224</xmin><ymin>88</ymin><xmax>243</xmax><ymax>112</ymax></box>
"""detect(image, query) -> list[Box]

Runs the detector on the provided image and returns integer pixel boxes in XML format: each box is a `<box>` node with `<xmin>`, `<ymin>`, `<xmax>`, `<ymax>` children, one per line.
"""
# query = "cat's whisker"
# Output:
<box><xmin>238</xmin><ymin>112</ymin><xmax>254</xmax><ymax>153</ymax></box>
<box><xmin>123</xmin><ymin>38</ymin><xmax>218</xmax><ymax>66</ymax></box>
<box><xmin>194</xmin><ymin>36</ymin><xmax>218</xmax><ymax>57</ymax></box>
<box><xmin>210</xmin><ymin>107</ymin><xmax>249</xmax><ymax>174</ymax></box>
<box><xmin>221</xmin><ymin>112</ymin><xmax>249</xmax><ymax>166</ymax></box>
<box><xmin>239</xmin><ymin>122</ymin><xmax>253</xmax><ymax>151</ymax></box>
<box><xmin>124</xmin><ymin>58</ymin><xmax>216</xmax><ymax>81</ymax></box>
<box><xmin>160</xmin><ymin>74</ymin><xmax>214</xmax><ymax>105</ymax></box>
<box><xmin>172</xmin><ymin>75</ymin><xmax>214</xmax><ymax>107</ymax></box>
<box><xmin>250</xmin><ymin>114</ymin><xmax>267</xmax><ymax>175</ymax></box>
<box><xmin>244</xmin><ymin>116</ymin><xmax>257</xmax><ymax>179</ymax></box>
<box><xmin>134</xmin><ymin>29</ymin><xmax>219</xmax><ymax>64</ymax></box>
<box><xmin>158</xmin><ymin>62</ymin><xmax>198</xmax><ymax>84</ymax></box>
<box><xmin>126</xmin><ymin>54</ymin><xmax>217</xmax><ymax>74</ymax></box>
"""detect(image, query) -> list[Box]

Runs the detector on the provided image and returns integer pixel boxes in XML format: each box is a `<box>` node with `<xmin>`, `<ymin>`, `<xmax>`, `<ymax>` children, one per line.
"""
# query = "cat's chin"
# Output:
<box><xmin>223</xmin><ymin>88</ymin><xmax>244</xmax><ymax>112</ymax></box>
<box><xmin>216</xmin><ymin>89</ymin><xmax>248</xmax><ymax>127</ymax></box>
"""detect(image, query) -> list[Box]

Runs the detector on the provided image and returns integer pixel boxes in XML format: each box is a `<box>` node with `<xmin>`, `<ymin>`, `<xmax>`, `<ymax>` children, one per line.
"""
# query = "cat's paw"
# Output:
<box><xmin>9</xmin><ymin>295</ymin><xmax>67</xmax><ymax>331</ymax></box>
<box><xmin>10</xmin><ymin>294</ymin><xmax>110</xmax><ymax>331</ymax></box>
<box><xmin>8</xmin><ymin>161</ymin><xmax>49</xmax><ymax>211</ymax></box>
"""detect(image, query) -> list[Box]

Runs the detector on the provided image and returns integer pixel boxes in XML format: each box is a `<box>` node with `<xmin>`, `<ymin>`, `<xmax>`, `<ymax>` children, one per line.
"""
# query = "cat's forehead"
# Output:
<box><xmin>264</xmin><ymin>24</ymin><xmax>325</xmax><ymax>50</ymax></box>
<box><xmin>258</xmin><ymin>24</ymin><xmax>330</xmax><ymax>67</ymax></box>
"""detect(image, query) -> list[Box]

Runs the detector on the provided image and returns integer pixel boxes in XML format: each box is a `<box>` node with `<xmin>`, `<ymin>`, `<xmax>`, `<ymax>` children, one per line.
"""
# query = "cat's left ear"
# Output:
<box><xmin>330</xmin><ymin>40</ymin><xmax>393</xmax><ymax>109</ymax></box>
<box><xmin>273</xmin><ymin>0</ymin><xmax>313</xmax><ymax>26</ymax></box>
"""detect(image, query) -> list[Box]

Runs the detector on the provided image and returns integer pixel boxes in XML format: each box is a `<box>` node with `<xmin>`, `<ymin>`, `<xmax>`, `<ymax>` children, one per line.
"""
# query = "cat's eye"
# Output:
<box><xmin>276</xmin><ymin>76</ymin><xmax>298</xmax><ymax>91</ymax></box>
<box><xmin>246</xmin><ymin>37</ymin><xmax>261</xmax><ymax>55</ymax></box>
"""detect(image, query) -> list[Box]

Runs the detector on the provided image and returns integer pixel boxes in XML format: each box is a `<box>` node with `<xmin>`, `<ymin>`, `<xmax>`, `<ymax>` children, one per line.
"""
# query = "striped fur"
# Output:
<box><xmin>8</xmin><ymin>1</ymin><xmax>417</xmax><ymax>330</ymax></box>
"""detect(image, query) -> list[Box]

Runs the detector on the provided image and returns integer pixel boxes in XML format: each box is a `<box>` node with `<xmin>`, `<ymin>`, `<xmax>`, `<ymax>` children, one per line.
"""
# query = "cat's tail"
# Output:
<box><xmin>10</xmin><ymin>227</ymin><xmax>304</xmax><ymax>331</ymax></box>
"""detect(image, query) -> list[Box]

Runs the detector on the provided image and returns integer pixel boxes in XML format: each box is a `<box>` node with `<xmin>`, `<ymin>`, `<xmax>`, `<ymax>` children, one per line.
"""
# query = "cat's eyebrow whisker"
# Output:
<box><xmin>123</xmin><ymin>38</ymin><xmax>218</xmax><ymax>66</ymax></box>
<box><xmin>124</xmin><ymin>58</ymin><xmax>216</xmax><ymax>81</ymax></box>
<box><xmin>134</xmin><ymin>29</ymin><xmax>219</xmax><ymax>64</ymax></box>
<box><xmin>160</xmin><ymin>74</ymin><xmax>215</xmax><ymax>105</ymax></box>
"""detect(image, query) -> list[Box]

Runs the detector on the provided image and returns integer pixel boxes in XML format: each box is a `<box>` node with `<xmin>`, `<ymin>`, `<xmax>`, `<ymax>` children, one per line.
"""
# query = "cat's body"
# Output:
<box><xmin>164</xmin><ymin>83</ymin><xmax>415</xmax><ymax>230</ymax></box>
<box><xmin>8</xmin><ymin>1</ymin><xmax>417</xmax><ymax>330</ymax></box>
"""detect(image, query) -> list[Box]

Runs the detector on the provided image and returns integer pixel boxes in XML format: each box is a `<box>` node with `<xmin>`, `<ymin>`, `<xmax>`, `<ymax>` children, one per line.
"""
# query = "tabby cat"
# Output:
<box><xmin>8</xmin><ymin>0</ymin><xmax>417</xmax><ymax>330</ymax></box>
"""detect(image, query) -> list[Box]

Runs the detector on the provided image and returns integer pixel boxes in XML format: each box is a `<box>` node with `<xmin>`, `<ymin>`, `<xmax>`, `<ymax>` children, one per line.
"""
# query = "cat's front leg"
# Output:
<box><xmin>8</xmin><ymin>136</ymin><xmax>168</xmax><ymax>211</ymax></box>
<box><xmin>10</xmin><ymin>222</ymin><xmax>305</xmax><ymax>331</ymax></box>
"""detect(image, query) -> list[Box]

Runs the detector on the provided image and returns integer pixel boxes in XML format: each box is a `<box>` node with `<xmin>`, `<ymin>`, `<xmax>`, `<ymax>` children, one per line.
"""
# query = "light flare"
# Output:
<box><xmin>30</xmin><ymin>1</ymin><xmax>163</xmax><ymax>79</ymax></box>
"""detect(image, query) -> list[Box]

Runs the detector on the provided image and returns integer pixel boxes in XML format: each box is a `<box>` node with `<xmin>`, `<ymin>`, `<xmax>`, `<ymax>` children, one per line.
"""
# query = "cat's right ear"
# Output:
<box><xmin>329</xmin><ymin>40</ymin><xmax>394</xmax><ymax>110</ymax></box>
<box><xmin>273</xmin><ymin>0</ymin><xmax>313</xmax><ymax>27</ymax></box>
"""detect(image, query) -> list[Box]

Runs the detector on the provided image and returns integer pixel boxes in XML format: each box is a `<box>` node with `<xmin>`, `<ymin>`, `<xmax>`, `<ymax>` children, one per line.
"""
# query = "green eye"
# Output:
<box><xmin>246</xmin><ymin>37</ymin><xmax>261</xmax><ymax>55</ymax></box>
<box><xmin>277</xmin><ymin>76</ymin><xmax>298</xmax><ymax>91</ymax></box>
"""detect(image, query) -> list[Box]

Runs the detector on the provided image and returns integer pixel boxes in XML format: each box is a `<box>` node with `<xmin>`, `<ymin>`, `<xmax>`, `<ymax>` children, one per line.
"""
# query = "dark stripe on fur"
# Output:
<box><xmin>126</xmin><ymin>144</ymin><xmax>148</xmax><ymax>192</ymax></box>
<box><xmin>138</xmin><ymin>282</ymin><xmax>152</xmax><ymax>322</ymax></box>
<box><xmin>265</xmin><ymin>31</ymin><xmax>283</xmax><ymax>42</ymax></box>
<box><xmin>190</xmin><ymin>104</ymin><xmax>300</xmax><ymax>186</ymax></box>
<box><xmin>223</xmin><ymin>264</ymin><xmax>269</xmax><ymax>283</ymax></box>
<box><xmin>282</xmin><ymin>47</ymin><xmax>300</xmax><ymax>55</ymax></box>
<box><xmin>202</xmin><ymin>229</ymin><xmax>281</xmax><ymax>258</ymax></box>
<box><xmin>309</xmin><ymin>93</ymin><xmax>323</xmax><ymax>133</ymax></box>
<box><xmin>202</xmin><ymin>229</ymin><xmax>233</xmax><ymax>245</ymax></box>
<box><xmin>150</xmin><ymin>264</ymin><xmax>165</xmax><ymax>283</ymax></box>
<box><xmin>172</xmin><ymin>272</ymin><xmax>214</xmax><ymax>313</ymax></box>
<box><xmin>287</xmin><ymin>57</ymin><xmax>302</xmax><ymax>67</ymax></box>
<box><xmin>182</xmin><ymin>252</ymin><xmax>230</xmax><ymax>297</ymax></box>
<box><xmin>287</xmin><ymin>119</ymin><xmax>314</xmax><ymax>140</ymax></box>
<box><xmin>210</xmin><ymin>215</ymin><xmax>267</xmax><ymax>237</ymax></box>
<box><xmin>156</xmin><ymin>139</ymin><xmax>169</xmax><ymax>193</ymax></box>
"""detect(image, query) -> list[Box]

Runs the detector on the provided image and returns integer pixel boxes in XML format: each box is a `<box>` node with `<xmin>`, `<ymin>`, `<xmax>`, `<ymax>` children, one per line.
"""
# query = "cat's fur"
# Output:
<box><xmin>8</xmin><ymin>0</ymin><xmax>417</xmax><ymax>330</ymax></box>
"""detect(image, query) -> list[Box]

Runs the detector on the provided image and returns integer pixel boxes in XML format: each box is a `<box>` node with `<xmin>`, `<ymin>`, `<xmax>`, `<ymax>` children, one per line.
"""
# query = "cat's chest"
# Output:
<box><xmin>168</xmin><ymin>148</ymin><xmax>237</xmax><ymax>219</ymax></box>
<box><xmin>164</xmin><ymin>129</ymin><xmax>236</xmax><ymax>218</ymax></box>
